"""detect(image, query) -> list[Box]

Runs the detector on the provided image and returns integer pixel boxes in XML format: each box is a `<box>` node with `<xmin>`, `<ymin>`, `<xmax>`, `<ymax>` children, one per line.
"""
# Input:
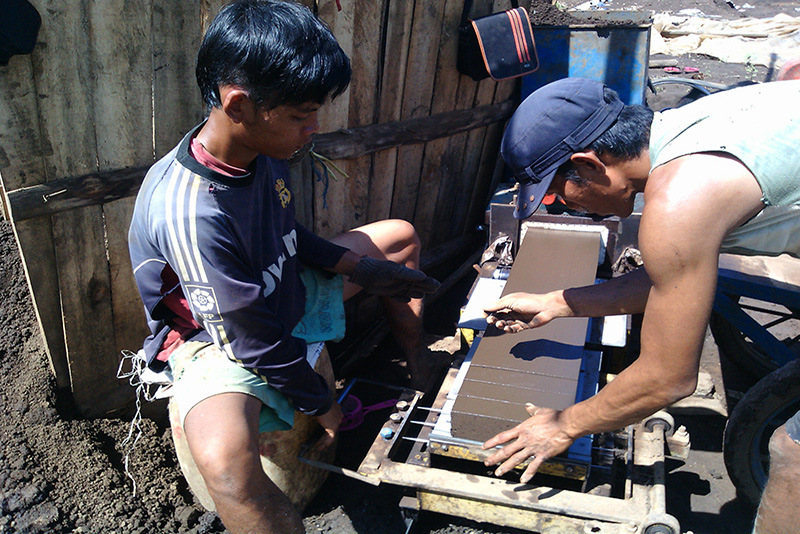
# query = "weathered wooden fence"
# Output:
<box><xmin>0</xmin><ymin>0</ymin><xmax>529</xmax><ymax>416</ymax></box>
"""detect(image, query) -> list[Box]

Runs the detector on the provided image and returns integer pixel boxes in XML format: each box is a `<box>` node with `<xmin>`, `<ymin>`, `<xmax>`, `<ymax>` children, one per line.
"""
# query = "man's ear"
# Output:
<box><xmin>219</xmin><ymin>86</ymin><xmax>254</xmax><ymax>124</ymax></box>
<box><xmin>570</xmin><ymin>151</ymin><xmax>606</xmax><ymax>177</ymax></box>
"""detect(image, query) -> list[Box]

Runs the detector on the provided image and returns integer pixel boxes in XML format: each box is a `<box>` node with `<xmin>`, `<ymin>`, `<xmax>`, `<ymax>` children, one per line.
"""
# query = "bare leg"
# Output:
<box><xmin>330</xmin><ymin>219</ymin><xmax>430</xmax><ymax>387</ymax></box>
<box><xmin>753</xmin><ymin>424</ymin><xmax>800</xmax><ymax>534</ymax></box>
<box><xmin>183</xmin><ymin>393</ymin><xmax>304</xmax><ymax>534</ymax></box>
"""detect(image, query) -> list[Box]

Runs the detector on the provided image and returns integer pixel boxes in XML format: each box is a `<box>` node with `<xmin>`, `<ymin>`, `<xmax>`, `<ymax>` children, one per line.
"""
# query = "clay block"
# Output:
<box><xmin>458</xmin><ymin>377</ymin><xmax>578</xmax><ymax>407</ymax></box>
<box><xmin>465</xmin><ymin>365</ymin><xmax>577</xmax><ymax>393</ymax></box>
<box><xmin>449</xmin><ymin>413</ymin><xmax>519</xmax><ymax>443</ymax></box>
<box><xmin>450</xmin><ymin>228</ymin><xmax>600</xmax><ymax>442</ymax></box>
<box><xmin>470</xmin><ymin>332</ymin><xmax>585</xmax><ymax>378</ymax></box>
<box><xmin>455</xmin><ymin>389</ymin><xmax>576</xmax><ymax>418</ymax></box>
<box><xmin>503</xmin><ymin>229</ymin><xmax>601</xmax><ymax>295</ymax></box>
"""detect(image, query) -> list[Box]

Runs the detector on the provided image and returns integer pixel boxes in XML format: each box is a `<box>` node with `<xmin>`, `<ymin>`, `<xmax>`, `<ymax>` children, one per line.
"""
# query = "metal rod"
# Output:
<box><xmin>298</xmin><ymin>456</ymin><xmax>381</xmax><ymax>486</ymax></box>
<box><xmin>409</xmin><ymin>420</ymin><xmax>437</xmax><ymax>427</ymax></box>
<box><xmin>413</xmin><ymin>406</ymin><xmax>443</xmax><ymax>412</ymax></box>
<box><xmin>402</xmin><ymin>436</ymin><xmax>430</xmax><ymax>444</ymax></box>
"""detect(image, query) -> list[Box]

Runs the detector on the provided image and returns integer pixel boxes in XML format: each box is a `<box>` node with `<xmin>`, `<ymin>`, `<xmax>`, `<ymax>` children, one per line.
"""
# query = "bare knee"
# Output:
<box><xmin>389</xmin><ymin>219</ymin><xmax>420</xmax><ymax>247</ymax></box>
<box><xmin>189</xmin><ymin>432</ymin><xmax>261</xmax><ymax>499</ymax></box>
<box><xmin>383</xmin><ymin>219</ymin><xmax>421</xmax><ymax>264</ymax></box>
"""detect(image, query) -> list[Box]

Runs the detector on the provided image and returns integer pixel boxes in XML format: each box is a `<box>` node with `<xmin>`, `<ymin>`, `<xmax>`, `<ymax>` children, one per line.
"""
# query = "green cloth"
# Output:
<box><xmin>649</xmin><ymin>80</ymin><xmax>800</xmax><ymax>257</ymax></box>
<box><xmin>292</xmin><ymin>268</ymin><xmax>346</xmax><ymax>343</ymax></box>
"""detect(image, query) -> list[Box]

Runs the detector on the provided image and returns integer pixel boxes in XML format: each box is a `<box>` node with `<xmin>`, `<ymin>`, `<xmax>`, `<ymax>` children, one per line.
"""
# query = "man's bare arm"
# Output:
<box><xmin>485</xmin><ymin>263</ymin><xmax>652</xmax><ymax>332</ymax></box>
<box><xmin>484</xmin><ymin>153</ymin><xmax>766</xmax><ymax>482</ymax></box>
<box><xmin>484</xmin><ymin>248</ymin><xmax>717</xmax><ymax>481</ymax></box>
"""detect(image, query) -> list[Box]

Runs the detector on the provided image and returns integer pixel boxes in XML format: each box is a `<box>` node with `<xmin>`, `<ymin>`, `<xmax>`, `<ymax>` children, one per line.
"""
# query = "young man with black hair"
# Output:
<box><xmin>481</xmin><ymin>77</ymin><xmax>800</xmax><ymax>534</ymax></box>
<box><xmin>128</xmin><ymin>1</ymin><xmax>439</xmax><ymax>532</ymax></box>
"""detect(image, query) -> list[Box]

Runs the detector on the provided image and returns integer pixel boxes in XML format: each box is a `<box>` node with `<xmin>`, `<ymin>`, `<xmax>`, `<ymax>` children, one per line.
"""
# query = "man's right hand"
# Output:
<box><xmin>313</xmin><ymin>401</ymin><xmax>343</xmax><ymax>451</ymax></box>
<box><xmin>484</xmin><ymin>291</ymin><xmax>569</xmax><ymax>332</ymax></box>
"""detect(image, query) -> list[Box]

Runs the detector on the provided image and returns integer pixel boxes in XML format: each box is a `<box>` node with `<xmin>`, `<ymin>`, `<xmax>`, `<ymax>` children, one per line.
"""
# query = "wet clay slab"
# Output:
<box><xmin>450</xmin><ymin>228</ymin><xmax>601</xmax><ymax>442</ymax></box>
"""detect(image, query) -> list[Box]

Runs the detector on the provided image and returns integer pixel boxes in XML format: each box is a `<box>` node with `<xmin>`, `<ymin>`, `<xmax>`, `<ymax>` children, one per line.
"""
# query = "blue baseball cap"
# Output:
<box><xmin>501</xmin><ymin>78</ymin><xmax>624</xmax><ymax>219</ymax></box>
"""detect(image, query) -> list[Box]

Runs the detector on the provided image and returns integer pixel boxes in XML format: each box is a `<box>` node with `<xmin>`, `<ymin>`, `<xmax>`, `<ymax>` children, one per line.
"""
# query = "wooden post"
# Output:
<box><xmin>390</xmin><ymin>1</ymin><xmax>447</xmax><ymax>223</ymax></box>
<box><xmin>0</xmin><ymin>48</ymin><xmax>70</xmax><ymax>389</ymax></box>
<box><xmin>368</xmin><ymin>0</ymin><xmax>414</xmax><ymax>224</ymax></box>
<box><xmin>412</xmin><ymin>0</ymin><xmax>471</xmax><ymax>247</ymax></box>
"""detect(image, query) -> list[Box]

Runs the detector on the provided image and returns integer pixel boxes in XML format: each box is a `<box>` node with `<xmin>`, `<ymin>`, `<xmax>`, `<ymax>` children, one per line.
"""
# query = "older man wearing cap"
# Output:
<box><xmin>481</xmin><ymin>77</ymin><xmax>800</xmax><ymax>534</ymax></box>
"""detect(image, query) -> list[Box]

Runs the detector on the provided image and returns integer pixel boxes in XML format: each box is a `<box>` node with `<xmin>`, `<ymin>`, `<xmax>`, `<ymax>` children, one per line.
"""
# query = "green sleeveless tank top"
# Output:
<box><xmin>648</xmin><ymin>80</ymin><xmax>800</xmax><ymax>257</ymax></box>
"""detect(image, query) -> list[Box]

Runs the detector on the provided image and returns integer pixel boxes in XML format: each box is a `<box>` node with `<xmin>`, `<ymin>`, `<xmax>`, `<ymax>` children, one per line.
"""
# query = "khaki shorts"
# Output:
<box><xmin>169</xmin><ymin>341</ymin><xmax>296</xmax><ymax>433</ymax></box>
<box><xmin>169</xmin><ymin>269</ymin><xmax>344</xmax><ymax>433</ymax></box>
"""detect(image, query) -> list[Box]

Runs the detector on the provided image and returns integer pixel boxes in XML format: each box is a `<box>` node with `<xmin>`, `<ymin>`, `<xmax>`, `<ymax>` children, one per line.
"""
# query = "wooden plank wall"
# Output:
<box><xmin>310</xmin><ymin>0</ymin><xmax>530</xmax><ymax>241</ymax></box>
<box><xmin>0</xmin><ymin>0</ymin><xmax>527</xmax><ymax>416</ymax></box>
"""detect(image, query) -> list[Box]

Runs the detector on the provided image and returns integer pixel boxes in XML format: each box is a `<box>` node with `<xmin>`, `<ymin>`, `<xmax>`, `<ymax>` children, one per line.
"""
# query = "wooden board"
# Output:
<box><xmin>368</xmin><ymin>0</ymin><xmax>414</xmax><ymax>223</ymax></box>
<box><xmin>104</xmin><ymin>198</ymin><xmax>150</xmax><ymax>362</ymax></box>
<box><xmin>62</xmin><ymin>0</ymin><xmax>154</xmax><ymax>414</ymax></box>
<box><xmin>0</xmin><ymin>49</ymin><xmax>71</xmax><ymax>388</ymax></box>
<box><xmin>426</xmin><ymin>0</ymin><xmax>497</xmax><ymax>247</ymax></box>
<box><xmin>449</xmin><ymin>228</ymin><xmax>601</xmax><ymax>442</ymax></box>
<box><xmin>447</xmin><ymin>78</ymin><xmax>497</xmax><ymax>239</ymax></box>
<box><xmin>411</xmin><ymin>0</ymin><xmax>474</xmax><ymax>247</ymax></box>
<box><xmin>389</xmin><ymin>1</ymin><xmax>447</xmax><ymax>223</ymax></box>
<box><xmin>26</xmin><ymin>0</ymin><xmax>106</xmax><ymax>396</ymax></box>
<box><xmin>341</xmin><ymin>0</ymin><xmax>386</xmax><ymax>231</ymax></box>
<box><xmin>315</xmin><ymin>0</ymin><xmax>354</xmax><ymax>238</ymax></box>
<box><xmin>153</xmin><ymin>0</ymin><xmax>205</xmax><ymax>156</ymax></box>
<box><xmin>53</xmin><ymin>205</ymin><xmax>125</xmax><ymax>414</ymax></box>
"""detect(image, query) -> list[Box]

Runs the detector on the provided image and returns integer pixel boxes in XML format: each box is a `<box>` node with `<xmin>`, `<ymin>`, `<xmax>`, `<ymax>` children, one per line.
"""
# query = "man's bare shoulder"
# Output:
<box><xmin>638</xmin><ymin>152</ymin><xmax>766</xmax><ymax>276</ymax></box>
<box><xmin>644</xmin><ymin>152</ymin><xmax>764</xmax><ymax>236</ymax></box>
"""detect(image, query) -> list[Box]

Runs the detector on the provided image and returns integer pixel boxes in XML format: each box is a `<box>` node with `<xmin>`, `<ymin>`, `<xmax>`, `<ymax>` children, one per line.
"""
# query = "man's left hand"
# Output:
<box><xmin>482</xmin><ymin>404</ymin><xmax>575</xmax><ymax>484</ymax></box>
<box><xmin>349</xmin><ymin>256</ymin><xmax>440</xmax><ymax>302</ymax></box>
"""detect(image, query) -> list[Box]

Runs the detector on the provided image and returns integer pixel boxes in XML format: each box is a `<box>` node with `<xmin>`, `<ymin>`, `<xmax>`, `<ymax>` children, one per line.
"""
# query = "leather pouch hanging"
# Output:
<box><xmin>457</xmin><ymin>0</ymin><xmax>539</xmax><ymax>81</ymax></box>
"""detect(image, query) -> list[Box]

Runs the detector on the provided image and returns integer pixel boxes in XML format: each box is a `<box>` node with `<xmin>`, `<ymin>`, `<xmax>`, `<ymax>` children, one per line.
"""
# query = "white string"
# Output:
<box><xmin>116</xmin><ymin>349</ymin><xmax>158</xmax><ymax>495</ymax></box>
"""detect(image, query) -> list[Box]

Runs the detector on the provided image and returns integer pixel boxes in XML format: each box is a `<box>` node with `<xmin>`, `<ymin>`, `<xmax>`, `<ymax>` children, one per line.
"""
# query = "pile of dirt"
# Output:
<box><xmin>528</xmin><ymin>0</ymin><xmax>641</xmax><ymax>26</ymax></box>
<box><xmin>0</xmin><ymin>220</ymin><xmax>224</xmax><ymax>534</ymax></box>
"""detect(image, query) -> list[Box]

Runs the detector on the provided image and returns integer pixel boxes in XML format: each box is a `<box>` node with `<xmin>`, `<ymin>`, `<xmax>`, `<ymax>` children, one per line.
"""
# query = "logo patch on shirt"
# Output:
<box><xmin>275</xmin><ymin>178</ymin><xmax>291</xmax><ymax>208</ymax></box>
<box><xmin>187</xmin><ymin>285</ymin><xmax>222</xmax><ymax>323</ymax></box>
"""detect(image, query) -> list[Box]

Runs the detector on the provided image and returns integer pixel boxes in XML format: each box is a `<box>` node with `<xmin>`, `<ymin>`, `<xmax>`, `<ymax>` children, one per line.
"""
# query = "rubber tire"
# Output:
<box><xmin>723</xmin><ymin>358</ymin><xmax>800</xmax><ymax>507</ymax></box>
<box><xmin>709</xmin><ymin>304</ymin><xmax>795</xmax><ymax>379</ymax></box>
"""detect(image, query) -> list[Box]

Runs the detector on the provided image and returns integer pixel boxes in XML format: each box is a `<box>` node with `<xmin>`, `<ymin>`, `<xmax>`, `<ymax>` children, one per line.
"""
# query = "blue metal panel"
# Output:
<box><xmin>569</xmin><ymin>348</ymin><xmax>603</xmax><ymax>463</ymax></box>
<box><xmin>713</xmin><ymin>268</ymin><xmax>800</xmax><ymax>367</ymax></box>
<box><xmin>522</xmin><ymin>20</ymin><xmax>651</xmax><ymax>105</ymax></box>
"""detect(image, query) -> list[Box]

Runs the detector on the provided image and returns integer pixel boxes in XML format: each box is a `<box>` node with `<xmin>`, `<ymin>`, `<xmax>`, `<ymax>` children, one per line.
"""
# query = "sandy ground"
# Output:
<box><xmin>2</xmin><ymin>0</ymin><xmax>799</xmax><ymax>532</ymax></box>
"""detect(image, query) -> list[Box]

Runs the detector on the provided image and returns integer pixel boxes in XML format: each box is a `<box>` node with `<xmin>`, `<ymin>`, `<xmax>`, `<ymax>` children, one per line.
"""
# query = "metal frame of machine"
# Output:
<box><xmin>355</xmin><ymin>350</ymin><xmax>689</xmax><ymax>534</ymax></box>
<box><xmin>350</xmin><ymin>209</ymin><xmax>690</xmax><ymax>533</ymax></box>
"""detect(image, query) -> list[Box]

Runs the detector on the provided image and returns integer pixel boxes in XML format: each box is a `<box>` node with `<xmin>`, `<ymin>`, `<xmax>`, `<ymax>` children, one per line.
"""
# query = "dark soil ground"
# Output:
<box><xmin>2</xmin><ymin>0</ymin><xmax>799</xmax><ymax>533</ymax></box>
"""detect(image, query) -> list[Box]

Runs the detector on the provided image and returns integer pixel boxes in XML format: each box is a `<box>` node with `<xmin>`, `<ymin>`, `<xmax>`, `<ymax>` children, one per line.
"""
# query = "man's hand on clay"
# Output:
<box><xmin>349</xmin><ymin>256</ymin><xmax>440</xmax><ymax>302</ymax></box>
<box><xmin>482</xmin><ymin>404</ymin><xmax>575</xmax><ymax>484</ymax></box>
<box><xmin>484</xmin><ymin>292</ymin><xmax>566</xmax><ymax>332</ymax></box>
